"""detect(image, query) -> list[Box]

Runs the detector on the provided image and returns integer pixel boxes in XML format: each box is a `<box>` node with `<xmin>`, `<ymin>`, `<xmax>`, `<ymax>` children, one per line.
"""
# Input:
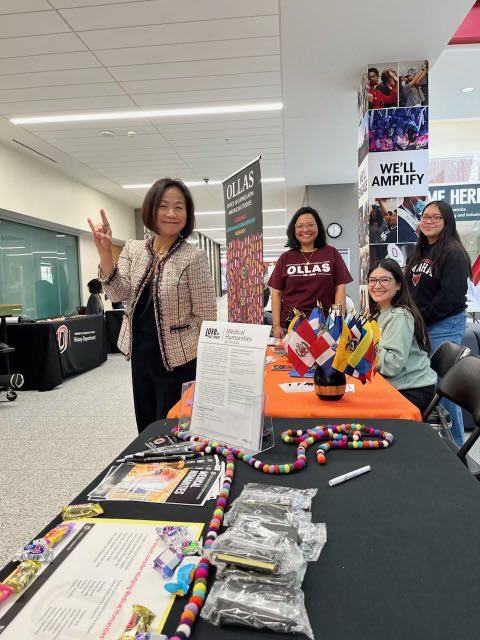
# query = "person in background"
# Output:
<box><xmin>86</xmin><ymin>278</ymin><xmax>104</xmax><ymax>315</ymax></box>
<box><xmin>268</xmin><ymin>207</ymin><xmax>352</xmax><ymax>338</ymax></box>
<box><xmin>376</xmin><ymin>69</ymin><xmax>398</xmax><ymax>107</ymax></box>
<box><xmin>400</xmin><ymin>62</ymin><xmax>428</xmax><ymax>107</ymax></box>
<box><xmin>368</xmin><ymin>258</ymin><xmax>436</xmax><ymax>414</ymax></box>
<box><xmin>88</xmin><ymin>178</ymin><xmax>217</xmax><ymax>433</ymax></box>
<box><xmin>405</xmin><ymin>200</ymin><xmax>472</xmax><ymax>446</ymax></box>
<box><xmin>367</xmin><ymin>67</ymin><xmax>384</xmax><ymax>109</ymax></box>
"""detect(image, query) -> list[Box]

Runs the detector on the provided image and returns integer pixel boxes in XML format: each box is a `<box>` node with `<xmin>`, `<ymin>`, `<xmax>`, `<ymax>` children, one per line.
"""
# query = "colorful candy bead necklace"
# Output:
<box><xmin>167</xmin><ymin>422</ymin><xmax>393</xmax><ymax>639</ymax></box>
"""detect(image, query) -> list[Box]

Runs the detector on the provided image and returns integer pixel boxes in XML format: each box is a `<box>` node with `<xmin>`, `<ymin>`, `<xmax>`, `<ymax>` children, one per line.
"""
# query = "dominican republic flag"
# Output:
<box><xmin>308</xmin><ymin>305</ymin><xmax>322</xmax><ymax>335</ymax></box>
<box><xmin>286</xmin><ymin>317</ymin><xmax>317</xmax><ymax>376</ymax></box>
<box><xmin>310</xmin><ymin>315</ymin><xmax>342</xmax><ymax>374</ymax></box>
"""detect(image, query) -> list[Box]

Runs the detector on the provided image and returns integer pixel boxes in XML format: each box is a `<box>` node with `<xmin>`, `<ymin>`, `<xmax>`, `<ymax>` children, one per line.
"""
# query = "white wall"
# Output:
<box><xmin>0</xmin><ymin>142</ymin><xmax>135</xmax><ymax>305</ymax></box>
<box><xmin>306</xmin><ymin>183</ymin><xmax>359</xmax><ymax>308</ymax></box>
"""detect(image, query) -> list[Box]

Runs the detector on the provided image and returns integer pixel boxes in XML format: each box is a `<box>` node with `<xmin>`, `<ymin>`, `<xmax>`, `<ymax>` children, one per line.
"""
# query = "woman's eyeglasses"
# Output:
<box><xmin>420</xmin><ymin>214</ymin><xmax>443</xmax><ymax>224</ymax></box>
<box><xmin>294</xmin><ymin>223</ymin><xmax>316</xmax><ymax>230</ymax></box>
<box><xmin>367</xmin><ymin>277</ymin><xmax>394</xmax><ymax>286</ymax></box>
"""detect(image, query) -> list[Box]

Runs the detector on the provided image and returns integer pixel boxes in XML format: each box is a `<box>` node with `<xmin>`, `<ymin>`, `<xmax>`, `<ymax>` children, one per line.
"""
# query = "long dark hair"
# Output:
<box><xmin>405</xmin><ymin>200</ymin><xmax>472</xmax><ymax>278</ymax></box>
<box><xmin>285</xmin><ymin>207</ymin><xmax>326</xmax><ymax>250</ymax></box>
<box><xmin>368</xmin><ymin>258</ymin><xmax>430</xmax><ymax>352</ymax></box>
<box><xmin>142</xmin><ymin>177</ymin><xmax>195</xmax><ymax>238</ymax></box>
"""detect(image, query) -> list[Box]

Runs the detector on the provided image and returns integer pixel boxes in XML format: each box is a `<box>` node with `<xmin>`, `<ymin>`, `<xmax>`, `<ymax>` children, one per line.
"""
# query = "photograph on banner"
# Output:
<box><xmin>223</xmin><ymin>158</ymin><xmax>263</xmax><ymax>324</ymax></box>
<box><xmin>358</xmin><ymin>71</ymin><xmax>368</xmax><ymax>124</ymax></box>
<box><xmin>368</xmin><ymin>149</ymin><xmax>428</xmax><ymax>198</ymax></box>
<box><xmin>359</xmin><ymin>245</ymin><xmax>370</xmax><ymax>288</ymax></box>
<box><xmin>358</xmin><ymin>155</ymin><xmax>368</xmax><ymax>206</ymax></box>
<box><xmin>358</xmin><ymin>202</ymin><xmax>369</xmax><ymax>247</ymax></box>
<box><xmin>399</xmin><ymin>60</ymin><xmax>428</xmax><ymax>107</ymax></box>
<box><xmin>358</xmin><ymin>113</ymin><xmax>369</xmax><ymax>166</ymax></box>
<box><xmin>369</xmin><ymin>107</ymin><xmax>428</xmax><ymax>152</ymax></box>
<box><xmin>359</xmin><ymin>284</ymin><xmax>369</xmax><ymax>314</ymax></box>
<box><xmin>369</xmin><ymin>242</ymin><xmax>415</xmax><ymax>268</ymax></box>
<box><xmin>397</xmin><ymin>195</ymin><xmax>427</xmax><ymax>242</ymax></box>
<box><xmin>428</xmin><ymin>183</ymin><xmax>480</xmax><ymax>222</ymax></box>
<box><xmin>367</xmin><ymin>62</ymin><xmax>399</xmax><ymax>110</ymax></box>
<box><xmin>368</xmin><ymin>197</ymin><xmax>398</xmax><ymax>244</ymax></box>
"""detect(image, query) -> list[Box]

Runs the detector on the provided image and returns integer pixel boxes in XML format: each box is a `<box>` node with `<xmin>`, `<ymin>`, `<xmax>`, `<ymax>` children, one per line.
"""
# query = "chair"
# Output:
<box><xmin>425</xmin><ymin>355</ymin><xmax>480</xmax><ymax>476</ymax></box>
<box><xmin>422</xmin><ymin>341</ymin><xmax>471</xmax><ymax>441</ymax></box>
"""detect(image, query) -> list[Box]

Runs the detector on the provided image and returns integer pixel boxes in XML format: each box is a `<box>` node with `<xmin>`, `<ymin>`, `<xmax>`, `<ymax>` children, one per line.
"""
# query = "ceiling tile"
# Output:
<box><xmin>95</xmin><ymin>36</ymin><xmax>280</xmax><ymax>66</ymax></box>
<box><xmin>80</xmin><ymin>16</ymin><xmax>279</xmax><ymax>50</ymax></box>
<box><xmin>0</xmin><ymin>83</ymin><xmax>124</xmax><ymax>103</ymax></box>
<box><xmin>0</xmin><ymin>51</ymin><xmax>101</xmax><ymax>76</ymax></box>
<box><xmin>0</xmin><ymin>10</ymin><xmax>69</xmax><ymax>38</ymax></box>
<box><xmin>0</xmin><ymin>0</ymin><xmax>51</xmax><ymax>13</ymax></box>
<box><xmin>59</xmin><ymin>0</ymin><xmax>278</xmax><ymax>30</ymax></box>
<box><xmin>0</xmin><ymin>68</ymin><xmax>114</xmax><ymax>89</ymax></box>
<box><xmin>2</xmin><ymin>95</ymin><xmax>135</xmax><ymax>115</ymax></box>
<box><xmin>109</xmin><ymin>55</ymin><xmax>280</xmax><ymax>82</ymax></box>
<box><xmin>132</xmin><ymin>86</ymin><xmax>281</xmax><ymax>106</ymax></box>
<box><xmin>0</xmin><ymin>33</ymin><xmax>86</xmax><ymax>58</ymax></box>
<box><xmin>120</xmin><ymin>71</ymin><xmax>280</xmax><ymax>94</ymax></box>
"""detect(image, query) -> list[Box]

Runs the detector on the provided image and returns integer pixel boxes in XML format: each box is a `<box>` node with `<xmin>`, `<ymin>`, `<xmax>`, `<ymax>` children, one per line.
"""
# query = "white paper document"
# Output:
<box><xmin>190</xmin><ymin>321</ymin><xmax>271</xmax><ymax>452</ymax></box>
<box><xmin>0</xmin><ymin>519</ymin><xmax>203</xmax><ymax>639</ymax></box>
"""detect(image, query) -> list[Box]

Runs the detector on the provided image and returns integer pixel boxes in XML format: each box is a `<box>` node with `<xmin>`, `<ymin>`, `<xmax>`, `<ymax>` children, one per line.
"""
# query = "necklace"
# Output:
<box><xmin>300</xmin><ymin>250</ymin><xmax>316</xmax><ymax>264</ymax></box>
<box><xmin>166</xmin><ymin>421</ymin><xmax>393</xmax><ymax>640</ymax></box>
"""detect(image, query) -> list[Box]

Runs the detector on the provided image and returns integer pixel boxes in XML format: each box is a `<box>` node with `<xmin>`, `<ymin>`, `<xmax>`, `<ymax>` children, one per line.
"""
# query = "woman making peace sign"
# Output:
<box><xmin>88</xmin><ymin>178</ymin><xmax>216</xmax><ymax>433</ymax></box>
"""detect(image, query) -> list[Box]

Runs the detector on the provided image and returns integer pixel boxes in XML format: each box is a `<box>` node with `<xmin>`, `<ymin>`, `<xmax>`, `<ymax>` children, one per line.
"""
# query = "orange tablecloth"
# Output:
<box><xmin>167</xmin><ymin>350</ymin><xmax>421</xmax><ymax>422</ymax></box>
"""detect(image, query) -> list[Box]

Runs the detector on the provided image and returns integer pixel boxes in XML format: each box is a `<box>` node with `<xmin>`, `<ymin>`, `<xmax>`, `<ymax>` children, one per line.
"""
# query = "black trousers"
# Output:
<box><xmin>399</xmin><ymin>384</ymin><xmax>436</xmax><ymax>415</ymax></box>
<box><xmin>131</xmin><ymin>331</ymin><xmax>196</xmax><ymax>434</ymax></box>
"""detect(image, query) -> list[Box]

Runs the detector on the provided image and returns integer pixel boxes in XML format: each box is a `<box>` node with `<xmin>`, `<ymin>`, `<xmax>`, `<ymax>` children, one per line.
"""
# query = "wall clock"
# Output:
<box><xmin>327</xmin><ymin>222</ymin><xmax>342</xmax><ymax>239</ymax></box>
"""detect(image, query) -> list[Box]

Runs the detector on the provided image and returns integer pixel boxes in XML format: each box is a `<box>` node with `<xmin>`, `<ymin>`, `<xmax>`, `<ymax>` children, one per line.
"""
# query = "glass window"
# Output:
<box><xmin>0</xmin><ymin>218</ymin><xmax>80</xmax><ymax>319</ymax></box>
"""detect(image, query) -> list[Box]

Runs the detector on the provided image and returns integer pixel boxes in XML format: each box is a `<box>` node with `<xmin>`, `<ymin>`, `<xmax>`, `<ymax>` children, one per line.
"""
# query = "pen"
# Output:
<box><xmin>116</xmin><ymin>453</ymin><xmax>202</xmax><ymax>463</ymax></box>
<box><xmin>328</xmin><ymin>465</ymin><xmax>371</xmax><ymax>487</ymax></box>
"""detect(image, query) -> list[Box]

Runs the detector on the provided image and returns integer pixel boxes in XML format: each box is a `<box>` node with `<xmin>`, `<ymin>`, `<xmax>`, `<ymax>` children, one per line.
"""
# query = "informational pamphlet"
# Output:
<box><xmin>190</xmin><ymin>321</ymin><xmax>271</xmax><ymax>452</ymax></box>
<box><xmin>88</xmin><ymin>456</ymin><xmax>224</xmax><ymax>506</ymax></box>
<box><xmin>0</xmin><ymin>519</ymin><xmax>203</xmax><ymax>639</ymax></box>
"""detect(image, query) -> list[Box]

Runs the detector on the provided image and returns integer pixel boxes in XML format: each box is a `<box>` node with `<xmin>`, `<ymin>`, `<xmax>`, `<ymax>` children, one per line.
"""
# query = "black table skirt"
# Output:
<box><xmin>7</xmin><ymin>315</ymin><xmax>107</xmax><ymax>390</ymax></box>
<box><xmin>2</xmin><ymin>417</ymin><xmax>480</xmax><ymax>640</ymax></box>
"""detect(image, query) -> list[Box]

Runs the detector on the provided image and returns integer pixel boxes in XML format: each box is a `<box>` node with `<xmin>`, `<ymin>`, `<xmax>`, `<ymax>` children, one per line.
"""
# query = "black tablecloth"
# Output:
<box><xmin>2</xmin><ymin>417</ymin><xmax>480</xmax><ymax>640</ymax></box>
<box><xmin>105</xmin><ymin>309</ymin><xmax>124</xmax><ymax>353</ymax></box>
<box><xmin>7</xmin><ymin>315</ymin><xmax>107</xmax><ymax>390</ymax></box>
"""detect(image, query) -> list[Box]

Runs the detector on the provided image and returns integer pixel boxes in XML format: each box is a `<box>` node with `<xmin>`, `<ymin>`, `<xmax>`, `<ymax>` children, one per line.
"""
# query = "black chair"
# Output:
<box><xmin>424</xmin><ymin>354</ymin><xmax>480</xmax><ymax>476</ymax></box>
<box><xmin>422</xmin><ymin>341</ymin><xmax>471</xmax><ymax>441</ymax></box>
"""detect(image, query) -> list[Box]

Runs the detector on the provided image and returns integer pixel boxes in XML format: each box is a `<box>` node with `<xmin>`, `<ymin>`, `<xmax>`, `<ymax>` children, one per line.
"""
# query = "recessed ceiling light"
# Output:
<box><xmin>100</xmin><ymin>130</ymin><xmax>115</xmax><ymax>136</ymax></box>
<box><xmin>10</xmin><ymin>102</ymin><xmax>283</xmax><ymax>125</ymax></box>
<box><xmin>461</xmin><ymin>87</ymin><xmax>475</xmax><ymax>93</ymax></box>
<box><xmin>127</xmin><ymin>130</ymin><xmax>137</xmax><ymax>137</ymax></box>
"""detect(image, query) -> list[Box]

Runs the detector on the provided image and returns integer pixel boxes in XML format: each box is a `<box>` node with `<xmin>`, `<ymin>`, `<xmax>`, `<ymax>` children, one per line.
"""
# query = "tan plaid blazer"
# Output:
<box><xmin>101</xmin><ymin>237</ymin><xmax>216</xmax><ymax>369</ymax></box>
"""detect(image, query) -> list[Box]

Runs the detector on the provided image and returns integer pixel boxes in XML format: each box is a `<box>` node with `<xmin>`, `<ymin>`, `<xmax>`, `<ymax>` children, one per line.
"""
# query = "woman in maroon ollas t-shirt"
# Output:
<box><xmin>268</xmin><ymin>207</ymin><xmax>353</xmax><ymax>339</ymax></box>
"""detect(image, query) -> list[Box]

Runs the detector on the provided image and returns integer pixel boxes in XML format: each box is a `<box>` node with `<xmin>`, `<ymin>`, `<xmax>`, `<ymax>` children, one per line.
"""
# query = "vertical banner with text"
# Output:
<box><xmin>357</xmin><ymin>60</ymin><xmax>429</xmax><ymax>310</ymax></box>
<box><xmin>223</xmin><ymin>157</ymin><xmax>263</xmax><ymax>323</ymax></box>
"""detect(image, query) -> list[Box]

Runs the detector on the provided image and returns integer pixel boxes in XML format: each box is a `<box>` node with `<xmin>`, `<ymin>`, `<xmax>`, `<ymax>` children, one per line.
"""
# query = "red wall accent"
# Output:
<box><xmin>450</xmin><ymin>1</ymin><xmax>480</xmax><ymax>45</ymax></box>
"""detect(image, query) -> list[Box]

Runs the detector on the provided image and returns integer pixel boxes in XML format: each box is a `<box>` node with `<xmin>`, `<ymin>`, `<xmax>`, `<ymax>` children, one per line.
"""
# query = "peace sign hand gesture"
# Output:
<box><xmin>87</xmin><ymin>209</ymin><xmax>113</xmax><ymax>256</ymax></box>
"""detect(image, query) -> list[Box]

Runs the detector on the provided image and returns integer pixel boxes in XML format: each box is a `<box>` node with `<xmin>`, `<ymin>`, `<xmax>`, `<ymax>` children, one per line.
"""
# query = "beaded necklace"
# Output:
<box><xmin>167</xmin><ymin>422</ymin><xmax>393</xmax><ymax>640</ymax></box>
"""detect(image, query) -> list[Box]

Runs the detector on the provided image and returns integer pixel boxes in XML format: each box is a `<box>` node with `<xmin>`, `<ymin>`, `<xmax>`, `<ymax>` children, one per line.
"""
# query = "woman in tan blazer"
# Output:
<box><xmin>88</xmin><ymin>178</ymin><xmax>217</xmax><ymax>433</ymax></box>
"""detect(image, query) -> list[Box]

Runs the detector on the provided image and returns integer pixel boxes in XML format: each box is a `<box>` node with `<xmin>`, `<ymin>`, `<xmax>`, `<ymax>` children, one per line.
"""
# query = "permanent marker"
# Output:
<box><xmin>115</xmin><ymin>453</ymin><xmax>203</xmax><ymax>464</ymax></box>
<box><xmin>328</xmin><ymin>465</ymin><xmax>371</xmax><ymax>487</ymax></box>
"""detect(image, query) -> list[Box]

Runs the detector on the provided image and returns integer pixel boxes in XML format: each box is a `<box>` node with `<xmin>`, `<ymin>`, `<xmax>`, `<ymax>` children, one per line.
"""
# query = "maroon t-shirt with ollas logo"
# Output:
<box><xmin>268</xmin><ymin>246</ymin><xmax>353</xmax><ymax>324</ymax></box>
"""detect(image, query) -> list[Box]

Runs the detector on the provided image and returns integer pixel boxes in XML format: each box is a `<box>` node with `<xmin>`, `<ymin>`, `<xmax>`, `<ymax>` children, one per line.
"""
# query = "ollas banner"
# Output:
<box><xmin>223</xmin><ymin>156</ymin><xmax>263</xmax><ymax>323</ymax></box>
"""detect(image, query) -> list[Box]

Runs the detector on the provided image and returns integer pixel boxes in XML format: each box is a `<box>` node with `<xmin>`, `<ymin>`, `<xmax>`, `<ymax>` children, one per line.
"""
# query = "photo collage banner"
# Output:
<box><xmin>223</xmin><ymin>157</ymin><xmax>264</xmax><ymax>324</ymax></box>
<box><xmin>358</xmin><ymin>60</ymin><xmax>429</xmax><ymax>310</ymax></box>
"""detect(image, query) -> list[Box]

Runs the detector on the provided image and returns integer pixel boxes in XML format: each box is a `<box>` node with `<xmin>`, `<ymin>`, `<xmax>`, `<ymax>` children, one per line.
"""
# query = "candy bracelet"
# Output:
<box><xmin>166</xmin><ymin>422</ymin><xmax>393</xmax><ymax>639</ymax></box>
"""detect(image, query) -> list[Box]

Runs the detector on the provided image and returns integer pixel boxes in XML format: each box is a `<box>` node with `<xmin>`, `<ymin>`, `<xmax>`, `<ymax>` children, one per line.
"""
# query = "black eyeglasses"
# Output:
<box><xmin>367</xmin><ymin>277</ymin><xmax>394</xmax><ymax>286</ymax></box>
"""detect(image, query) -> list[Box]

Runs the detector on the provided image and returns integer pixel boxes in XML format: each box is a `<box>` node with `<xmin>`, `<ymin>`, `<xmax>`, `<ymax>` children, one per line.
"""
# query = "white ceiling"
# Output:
<box><xmin>0</xmin><ymin>0</ymin><xmax>475</xmax><ymax>250</ymax></box>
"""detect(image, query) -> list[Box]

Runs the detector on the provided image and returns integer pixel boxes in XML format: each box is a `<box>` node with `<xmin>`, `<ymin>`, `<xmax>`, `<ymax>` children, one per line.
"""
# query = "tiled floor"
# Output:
<box><xmin>0</xmin><ymin>353</ymin><xmax>137</xmax><ymax>567</ymax></box>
